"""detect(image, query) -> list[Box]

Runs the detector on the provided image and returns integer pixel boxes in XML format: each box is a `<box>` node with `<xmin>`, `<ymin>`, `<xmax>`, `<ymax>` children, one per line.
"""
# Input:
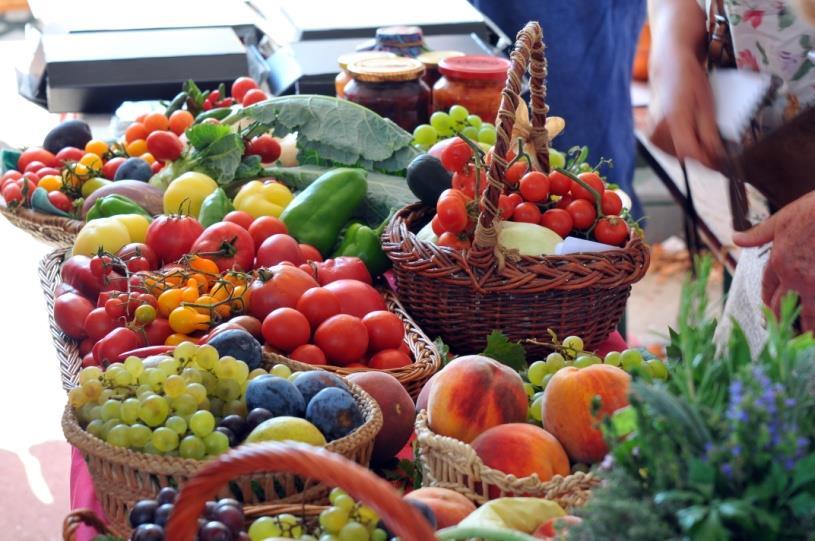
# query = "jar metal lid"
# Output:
<box><xmin>438</xmin><ymin>55</ymin><xmax>511</xmax><ymax>81</ymax></box>
<box><xmin>347</xmin><ymin>57</ymin><xmax>426</xmax><ymax>82</ymax></box>
<box><xmin>337</xmin><ymin>51</ymin><xmax>396</xmax><ymax>71</ymax></box>
<box><xmin>375</xmin><ymin>25</ymin><xmax>424</xmax><ymax>47</ymax></box>
<box><xmin>417</xmin><ymin>50</ymin><xmax>465</xmax><ymax>68</ymax></box>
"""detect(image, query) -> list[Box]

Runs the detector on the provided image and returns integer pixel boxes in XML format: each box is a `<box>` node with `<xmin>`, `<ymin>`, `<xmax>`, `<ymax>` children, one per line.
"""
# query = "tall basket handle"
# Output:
<box><xmin>474</xmin><ymin>21</ymin><xmax>550</xmax><ymax>251</ymax></box>
<box><xmin>165</xmin><ymin>442</ymin><xmax>437</xmax><ymax>541</ymax></box>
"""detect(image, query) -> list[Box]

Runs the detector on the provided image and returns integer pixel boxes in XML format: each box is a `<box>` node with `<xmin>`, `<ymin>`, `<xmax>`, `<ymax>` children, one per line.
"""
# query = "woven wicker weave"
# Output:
<box><xmin>382</xmin><ymin>21</ymin><xmax>650</xmax><ymax>354</ymax></box>
<box><xmin>63</xmin><ymin>376</ymin><xmax>382</xmax><ymax>537</ymax></box>
<box><xmin>0</xmin><ymin>203</ymin><xmax>83</xmax><ymax>247</ymax></box>
<box><xmin>415</xmin><ymin>411</ymin><xmax>599</xmax><ymax>509</ymax></box>
<box><xmin>269</xmin><ymin>288</ymin><xmax>441</xmax><ymax>400</ymax></box>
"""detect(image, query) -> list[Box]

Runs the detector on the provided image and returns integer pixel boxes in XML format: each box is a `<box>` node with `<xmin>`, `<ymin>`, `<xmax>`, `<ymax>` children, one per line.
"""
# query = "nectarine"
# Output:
<box><xmin>471</xmin><ymin>423</ymin><xmax>570</xmax><ymax>483</ymax></box>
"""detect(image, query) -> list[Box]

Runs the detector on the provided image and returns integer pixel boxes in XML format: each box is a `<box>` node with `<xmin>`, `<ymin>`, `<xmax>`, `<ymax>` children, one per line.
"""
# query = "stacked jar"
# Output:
<box><xmin>344</xmin><ymin>56</ymin><xmax>430</xmax><ymax>132</ymax></box>
<box><xmin>335</xmin><ymin>51</ymin><xmax>396</xmax><ymax>99</ymax></box>
<box><xmin>433</xmin><ymin>55</ymin><xmax>511</xmax><ymax>124</ymax></box>
<box><xmin>416</xmin><ymin>50</ymin><xmax>464</xmax><ymax>90</ymax></box>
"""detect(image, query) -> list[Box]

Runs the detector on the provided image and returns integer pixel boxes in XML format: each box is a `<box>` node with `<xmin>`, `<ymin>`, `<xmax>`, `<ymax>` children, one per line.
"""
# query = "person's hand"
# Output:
<box><xmin>648</xmin><ymin>50</ymin><xmax>725</xmax><ymax>170</ymax></box>
<box><xmin>733</xmin><ymin>191</ymin><xmax>815</xmax><ymax>330</ymax></box>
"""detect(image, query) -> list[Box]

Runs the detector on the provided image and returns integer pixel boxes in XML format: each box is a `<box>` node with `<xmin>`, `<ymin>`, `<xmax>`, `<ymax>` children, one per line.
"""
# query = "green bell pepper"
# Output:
<box><xmin>198</xmin><ymin>187</ymin><xmax>234</xmax><ymax>228</ymax></box>
<box><xmin>333</xmin><ymin>214</ymin><xmax>391</xmax><ymax>276</ymax></box>
<box><xmin>86</xmin><ymin>194</ymin><xmax>152</xmax><ymax>222</ymax></box>
<box><xmin>280</xmin><ymin>168</ymin><xmax>368</xmax><ymax>255</ymax></box>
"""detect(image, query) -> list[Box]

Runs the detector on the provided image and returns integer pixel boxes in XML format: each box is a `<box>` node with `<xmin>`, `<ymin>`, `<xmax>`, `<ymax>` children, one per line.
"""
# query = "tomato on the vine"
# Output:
<box><xmin>498</xmin><ymin>194</ymin><xmax>515</xmax><ymax>219</ymax></box>
<box><xmin>117</xmin><ymin>243</ymin><xmax>159</xmax><ymax>270</ymax></box>
<box><xmin>145</xmin><ymin>214</ymin><xmax>204</xmax><ymax>265</ymax></box>
<box><xmin>231</xmin><ymin>77</ymin><xmax>258</xmax><ymax>102</ymax></box>
<box><xmin>437</xmin><ymin>232</ymin><xmax>471</xmax><ymax>250</ymax></box>
<box><xmin>571</xmin><ymin>171</ymin><xmax>605</xmax><ymax>202</ymax></box>
<box><xmin>246</xmin><ymin>135</ymin><xmax>281</xmax><ymax>163</ymax></box>
<box><xmin>601</xmin><ymin>191</ymin><xmax>623</xmax><ymax>215</ymax></box>
<box><xmin>146</xmin><ymin>130</ymin><xmax>184</xmax><ymax>162</ymax></box>
<box><xmin>540</xmin><ymin>209</ymin><xmax>574</xmax><ymax>238</ymax></box>
<box><xmin>594</xmin><ymin>216</ymin><xmax>630</xmax><ymax>246</ymax></box>
<box><xmin>519</xmin><ymin>171</ymin><xmax>550</xmax><ymax>203</ymax></box>
<box><xmin>439</xmin><ymin>137</ymin><xmax>473</xmax><ymax>173</ymax></box>
<box><xmin>556</xmin><ymin>194</ymin><xmax>573</xmax><ymax>210</ymax></box>
<box><xmin>242</xmin><ymin>89</ymin><xmax>267</xmax><ymax>106</ymax></box>
<box><xmin>504</xmin><ymin>160</ymin><xmax>529</xmax><ymax>185</ymax></box>
<box><xmin>548</xmin><ymin>170</ymin><xmax>572</xmax><ymax>196</ymax></box>
<box><xmin>513</xmin><ymin>202</ymin><xmax>542</xmax><ymax>224</ymax></box>
<box><xmin>55</xmin><ymin>147</ymin><xmax>85</xmax><ymax>165</ymax></box>
<box><xmin>190</xmin><ymin>222</ymin><xmax>256</xmax><ymax>272</ymax></box>
<box><xmin>436</xmin><ymin>193</ymin><xmax>469</xmax><ymax>234</ymax></box>
<box><xmin>431</xmin><ymin>214</ymin><xmax>445</xmax><ymax>236</ymax></box>
<box><xmin>566</xmin><ymin>199</ymin><xmax>597</xmax><ymax>229</ymax></box>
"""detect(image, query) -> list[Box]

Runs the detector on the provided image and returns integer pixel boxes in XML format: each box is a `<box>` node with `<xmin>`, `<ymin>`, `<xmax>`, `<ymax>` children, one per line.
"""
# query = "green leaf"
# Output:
<box><xmin>233</xmin><ymin>155</ymin><xmax>264</xmax><ymax>182</ymax></box>
<box><xmin>692</xmin><ymin>509</ymin><xmax>729</xmax><ymax>541</ymax></box>
<box><xmin>610</xmin><ymin>405</ymin><xmax>637</xmax><ymax>437</ymax></box>
<box><xmin>196</xmin><ymin>133</ymin><xmax>245</xmax><ymax>183</ymax></box>
<box><xmin>790</xmin><ymin>452</ymin><xmax>815</xmax><ymax>493</ymax></box>
<box><xmin>186</xmin><ymin>123</ymin><xmax>232</xmax><ymax>150</ymax></box>
<box><xmin>654</xmin><ymin>490</ymin><xmax>704</xmax><ymax>506</ymax></box>
<box><xmin>433</xmin><ymin>337</ymin><xmax>451</xmax><ymax>365</ymax></box>
<box><xmin>789</xmin><ymin>492</ymin><xmax>815</xmax><ymax>518</ymax></box>
<box><xmin>779</xmin><ymin>6</ymin><xmax>795</xmax><ymax>29</ymax></box>
<box><xmin>792</xmin><ymin>59</ymin><xmax>814</xmax><ymax>81</ymax></box>
<box><xmin>225</xmin><ymin>95</ymin><xmax>421</xmax><ymax>173</ymax></box>
<box><xmin>481</xmin><ymin>330</ymin><xmax>527</xmax><ymax>370</ymax></box>
<box><xmin>631</xmin><ymin>382</ymin><xmax>712</xmax><ymax>451</ymax></box>
<box><xmin>677</xmin><ymin>505</ymin><xmax>709</xmax><ymax>532</ymax></box>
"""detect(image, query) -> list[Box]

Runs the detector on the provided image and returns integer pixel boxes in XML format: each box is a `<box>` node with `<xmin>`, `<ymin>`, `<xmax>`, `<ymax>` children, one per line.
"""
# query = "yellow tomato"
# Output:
<box><xmin>80</xmin><ymin>153</ymin><xmax>103</xmax><ymax>170</ymax></box>
<box><xmin>38</xmin><ymin>175</ymin><xmax>62</xmax><ymax>192</ymax></box>
<box><xmin>140</xmin><ymin>152</ymin><xmax>156</xmax><ymax>165</ymax></box>
<box><xmin>126</xmin><ymin>139</ymin><xmax>148</xmax><ymax>157</ymax></box>
<box><xmin>110</xmin><ymin>214</ymin><xmax>150</xmax><ymax>243</ymax></box>
<box><xmin>163</xmin><ymin>172</ymin><xmax>218</xmax><ymax>216</ymax></box>
<box><xmin>85</xmin><ymin>139</ymin><xmax>109</xmax><ymax>156</ymax></box>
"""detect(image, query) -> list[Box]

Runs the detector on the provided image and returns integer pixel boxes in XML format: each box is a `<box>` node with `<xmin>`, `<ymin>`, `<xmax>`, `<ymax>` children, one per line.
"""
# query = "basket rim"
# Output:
<box><xmin>0</xmin><ymin>201</ymin><xmax>84</xmax><ymax>231</ymax></box>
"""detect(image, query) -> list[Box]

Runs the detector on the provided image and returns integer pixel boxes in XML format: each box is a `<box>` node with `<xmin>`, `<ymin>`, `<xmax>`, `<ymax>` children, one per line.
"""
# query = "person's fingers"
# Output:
<box><xmin>733</xmin><ymin>214</ymin><xmax>777</xmax><ymax>247</ymax></box>
<box><xmin>761</xmin><ymin>264</ymin><xmax>781</xmax><ymax>307</ymax></box>
<box><xmin>769</xmin><ymin>285</ymin><xmax>785</xmax><ymax>318</ymax></box>
<box><xmin>666</xmin><ymin>112</ymin><xmax>709</xmax><ymax>165</ymax></box>
<box><xmin>693</xmin><ymin>81</ymin><xmax>726</xmax><ymax>169</ymax></box>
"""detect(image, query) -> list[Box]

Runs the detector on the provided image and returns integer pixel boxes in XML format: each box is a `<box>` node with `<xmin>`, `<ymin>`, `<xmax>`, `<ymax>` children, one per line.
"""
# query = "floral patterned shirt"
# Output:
<box><xmin>703</xmin><ymin>0</ymin><xmax>815</xmax><ymax>131</ymax></box>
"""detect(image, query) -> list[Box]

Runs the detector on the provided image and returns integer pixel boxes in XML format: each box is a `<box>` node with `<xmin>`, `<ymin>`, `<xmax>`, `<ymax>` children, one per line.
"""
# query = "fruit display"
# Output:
<box><xmin>411</xmin><ymin>104</ymin><xmax>498</xmax><ymax>150</ymax></box>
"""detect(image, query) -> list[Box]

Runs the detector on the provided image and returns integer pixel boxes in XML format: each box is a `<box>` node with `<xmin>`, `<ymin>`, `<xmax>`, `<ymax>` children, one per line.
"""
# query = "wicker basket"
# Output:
<box><xmin>382</xmin><ymin>21</ymin><xmax>650</xmax><ymax>354</ymax></box>
<box><xmin>40</xmin><ymin>248</ymin><xmax>81</xmax><ymax>391</ymax></box>
<box><xmin>63</xmin><ymin>375</ymin><xmax>382</xmax><ymax>537</ymax></box>
<box><xmin>415</xmin><ymin>410</ymin><xmax>599</xmax><ymax>509</ymax></box>
<box><xmin>0</xmin><ymin>203</ymin><xmax>83</xmax><ymax>247</ymax></box>
<box><xmin>269</xmin><ymin>287</ymin><xmax>442</xmax><ymax>400</ymax></box>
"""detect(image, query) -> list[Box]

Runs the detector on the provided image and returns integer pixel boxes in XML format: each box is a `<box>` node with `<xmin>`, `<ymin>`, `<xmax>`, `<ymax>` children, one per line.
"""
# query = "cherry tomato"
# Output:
<box><xmin>507</xmin><ymin>193</ymin><xmax>523</xmax><ymax>207</ymax></box>
<box><xmin>84</xmin><ymin>307</ymin><xmax>122</xmax><ymax>341</ymax></box>
<box><xmin>594</xmin><ymin>216</ymin><xmax>630</xmax><ymax>246</ymax></box>
<box><xmin>298</xmin><ymin>244</ymin><xmax>322</xmax><ymax>263</ymax></box>
<box><xmin>571</xmin><ymin>171</ymin><xmax>605</xmax><ymax>202</ymax></box>
<box><xmin>431</xmin><ymin>215</ymin><xmax>445</xmax><ymax>236</ymax></box>
<box><xmin>142</xmin><ymin>112</ymin><xmax>169</xmax><ymax>133</ymax></box>
<box><xmin>242</xmin><ymin>89</ymin><xmax>267</xmax><ymax>106</ymax></box>
<box><xmin>256</xmin><ymin>234</ymin><xmax>305</xmax><ymax>267</ymax></box>
<box><xmin>314</xmin><ymin>314</ymin><xmax>369</xmax><ymax>366</ymax></box>
<box><xmin>369</xmin><ymin>349</ymin><xmax>412</xmax><ymax>369</ymax></box>
<box><xmin>362</xmin><ymin>310</ymin><xmax>404</xmax><ymax>353</ymax></box>
<box><xmin>231</xmin><ymin>77</ymin><xmax>259</xmax><ymax>102</ymax></box>
<box><xmin>439</xmin><ymin>137</ymin><xmax>473</xmax><ymax>173</ymax></box>
<box><xmin>18</xmin><ymin>148</ymin><xmax>57</xmax><ymax>171</ymax></box>
<box><xmin>566</xmin><ymin>199</ymin><xmax>597</xmax><ymax>229</ymax></box>
<box><xmin>168</xmin><ymin>110</ymin><xmax>194</xmax><ymax>135</ymax></box>
<box><xmin>247</xmin><ymin>216</ymin><xmax>287</xmax><ymax>247</ymax></box>
<box><xmin>125</xmin><ymin>123</ymin><xmax>149</xmax><ymax>144</ymax></box>
<box><xmin>601</xmin><ymin>191</ymin><xmax>623</xmax><ymax>215</ymax></box>
<box><xmin>54</xmin><ymin>293</ymin><xmax>94</xmax><ymax>339</ymax></box>
<box><xmin>323</xmin><ymin>279</ymin><xmax>386</xmax><ymax>318</ymax></box>
<box><xmin>146</xmin><ymin>130</ymin><xmax>184</xmax><ymax>161</ymax></box>
<box><xmin>290</xmin><ymin>344</ymin><xmax>327</xmax><ymax>365</ymax></box>
<box><xmin>296</xmin><ymin>287</ymin><xmax>342</xmax><ymax>328</ymax></box>
<box><xmin>118</xmin><ymin>243</ymin><xmax>158</xmax><ymax>270</ymax></box>
<box><xmin>99</xmin><ymin>157</ymin><xmax>125</xmax><ymax>180</ymax></box>
<box><xmin>37</xmin><ymin>167</ymin><xmax>61</xmax><ymax>178</ymax></box>
<box><xmin>151</xmin><ymin>161</ymin><xmax>164</xmax><ymax>174</ymax></box>
<box><xmin>246</xmin><ymin>134</ymin><xmax>281</xmax><ymax>163</ymax></box>
<box><xmin>513</xmin><ymin>202</ymin><xmax>542</xmax><ymax>224</ymax></box>
<box><xmin>540</xmin><ymin>209</ymin><xmax>574</xmax><ymax>237</ymax></box>
<box><xmin>436</xmin><ymin>194</ymin><xmax>468</xmax><ymax>234</ymax></box>
<box><xmin>556</xmin><ymin>194</ymin><xmax>573</xmax><ymax>210</ymax></box>
<box><xmin>498</xmin><ymin>194</ymin><xmax>515</xmax><ymax>219</ymax></box>
<box><xmin>519</xmin><ymin>171</ymin><xmax>550</xmax><ymax>203</ymax></box>
<box><xmin>55</xmin><ymin>147</ymin><xmax>85</xmax><ymax>165</ymax></box>
<box><xmin>504</xmin><ymin>160</ymin><xmax>529</xmax><ymax>185</ymax></box>
<box><xmin>205</xmin><ymin>90</ymin><xmax>221</xmax><ymax>105</ymax></box>
<box><xmin>24</xmin><ymin>160</ymin><xmax>46</xmax><ymax>174</ymax></box>
<box><xmin>47</xmin><ymin>191</ymin><xmax>72</xmax><ymax>212</ymax></box>
<box><xmin>105</xmin><ymin>297</ymin><xmax>127</xmax><ymax>319</ymax></box>
<box><xmin>547</xmin><ymin>170</ymin><xmax>572</xmax><ymax>196</ymax></box>
<box><xmin>437</xmin><ymin>232</ymin><xmax>471</xmax><ymax>250</ymax></box>
<box><xmin>261</xmin><ymin>307</ymin><xmax>311</xmax><ymax>352</ymax></box>
<box><xmin>2</xmin><ymin>183</ymin><xmax>23</xmax><ymax>204</ymax></box>
<box><xmin>223</xmin><ymin>210</ymin><xmax>254</xmax><ymax>230</ymax></box>
<box><xmin>134</xmin><ymin>304</ymin><xmax>157</xmax><ymax>325</ymax></box>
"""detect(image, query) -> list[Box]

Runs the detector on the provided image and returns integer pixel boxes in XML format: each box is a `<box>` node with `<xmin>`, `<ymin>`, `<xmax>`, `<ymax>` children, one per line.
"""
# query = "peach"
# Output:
<box><xmin>427</xmin><ymin>355</ymin><xmax>527</xmax><ymax>443</ymax></box>
<box><xmin>404</xmin><ymin>487</ymin><xmax>476</xmax><ymax>529</ymax></box>
<box><xmin>471</xmin><ymin>423</ymin><xmax>570</xmax><ymax>483</ymax></box>
<box><xmin>541</xmin><ymin>364</ymin><xmax>630</xmax><ymax>463</ymax></box>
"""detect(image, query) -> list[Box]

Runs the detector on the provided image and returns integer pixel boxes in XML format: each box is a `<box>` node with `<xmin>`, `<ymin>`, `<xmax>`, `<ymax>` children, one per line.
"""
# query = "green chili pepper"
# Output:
<box><xmin>164</xmin><ymin>91</ymin><xmax>189</xmax><ymax>116</ymax></box>
<box><xmin>332</xmin><ymin>213</ymin><xmax>392</xmax><ymax>276</ymax></box>
<box><xmin>281</xmin><ymin>168</ymin><xmax>368</xmax><ymax>256</ymax></box>
<box><xmin>86</xmin><ymin>194</ymin><xmax>152</xmax><ymax>221</ymax></box>
<box><xmin>194</xmin><ymin>107</ymin><xmax>233</xmax><ymax>124</ymax></box>
<box><xmin>198</xmin><ymin>187</ymin><xmax>234</xmax><ymax>228</ymax></box>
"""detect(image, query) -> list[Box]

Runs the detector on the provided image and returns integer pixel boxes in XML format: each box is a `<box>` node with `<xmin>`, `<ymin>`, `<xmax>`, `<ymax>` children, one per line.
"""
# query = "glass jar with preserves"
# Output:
<box><xmin>372</xmin><ymin>25</ymin><xmax>427</xmax><ymax>57</ymax></box>
<box><xmin>345</xmin><ymin>57</ymin><xmax>430</xmax><ymax>132</ymax></box>
<box><xmin>417</xmin><ymin>50</ymin><xmax>464</xmax><ymax>90</ymax></box>
<box><xmin>433</xmin><ymin>55</ymin><xmax>511</xmax><ymax>123</ymax></box>
<box><xmin>335</xmin><ymin>51</ymin><xmax>396</xmax><ymax>98</ymax></box>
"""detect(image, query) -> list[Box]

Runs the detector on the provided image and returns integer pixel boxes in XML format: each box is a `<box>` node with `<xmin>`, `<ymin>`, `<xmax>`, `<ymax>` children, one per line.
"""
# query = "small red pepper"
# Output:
<box><xmin>117</xmin><ymin>345</ymin><xmax>175</xmax><ymax>362</ymax></box>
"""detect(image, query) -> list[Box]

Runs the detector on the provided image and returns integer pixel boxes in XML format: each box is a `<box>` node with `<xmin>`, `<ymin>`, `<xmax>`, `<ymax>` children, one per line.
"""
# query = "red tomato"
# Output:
<box><xmin>362</xmin><ymin>310</ymin><xmax>404</xmax><ymax>353</ymax></box>
<box><xmin>437</xmin><ymin>232</ymin><xmax>471</xmax><ymax>250</ymax></box>
<box><xmin>314</xmin><ymin>314</ymin><xmax>369</xmax><ymax>366</ymax></box>
<box><xmin>47</xmin><ymin>191</ymin><xmax>72</xmax><ymax>212</ymax></box>
<box><xmin>519</xmin><ymin>171</ymin><xmax>550</xmax><ymax>203</ymax></box>
<box><xmin>37</xmin><ymin>167</ymin><xmax>61</xmax><ymax>178</ymax></box>
<box><xmin>117</xmin><ymin>243</ymin><xmax>159</xmax><ymax>270</ymax></box>
<box><xmin>431</xmin><ymin>215</ymin><xmax>444</xmax><ymax>236</ymax></box>
<box><xmin>84</xmin><ymin>307</ymin><xmax>122</xmax><ymax>341</ymax></box>
<box><xmin>548</xmin><ymin>170</ymin><xmax>572</xmax><ymax>196</ymax></box>
<box><xmin>290</xmin><ymin>344</ymin><xmax>327</xmax><ymax>365</ymax></box>
<box><xmin>296</xmin><ymin>287</ymin><xmax>342</xmax><ymax>328</ymax></box>
<box><xmin>242</xmin><ymin>89</ymin><xmax>267</xmax><ymax>106</ymax></box>
<box><xmin>504</xmin><ymin>160</ymin><xmax>529</xmax><ymax>185</ymax></box>
<box><xmin>566</xmin><ymin>199</ymin><xmax>597</xmax><ymax>229</ymax></box>
<box><xmin>571</xmin><ymin>171</ymin><xmax>605</xmax><ymax>202</ymax></box>
<box><xmin>146</xmin><ymin>130</ymin><xmax>184</xmax><ymax>162</ymax></box>
<box><xmin>451</xmin><ymin>166</ymin><xmax>486</xmax><ymax>200</ymax></box>
<box><xmin>191</xmin><ymin>222</ymin><xmax>256</xmax><ymax>271</ymax></box>
<box><xmin>79</xmin><ymin>338</ymin><xmax>94</xmax><ymax>356</ymax></box>
<box><xmin>513</xmin><ymin>202</ymin><xmax>542</xmax><ymax>224</ymax></box>
<box><xmin>231</xmin><ymin>77</ymin><xmax>259</xmax><ymax>102</ymax></box>
<box><xmin>556</xmin><ymin>194</ymin><xmax>573</xmax><ymax>210</ymax></box>
<box><xmin>2</xmin><ymin>183</ymin><xmax>22</xmax><ymax>204</ymax></box>
<box><xmin>261</xmin><ymin>308</ymin><xmax>311</xmax><ymax>352</ymax></box>
<box><xmin>540</xmin><ymin>209</ymin><xmax>574</xmax><ymax>237</ymax></box>
<box><xmin>151</xmin><ymin>161</ymin><xmax>164</xmax><ymax>174</ymax></box>
<box><xmin>594</xmin><ymin>216</ymin><xmax>630</xmax><ymax>246</ymax></box>
<box><xmin>498</xmin><ymin>194</ymin><xmax>515</xmax><ymax>219</ymax></box>
<box><xmin>24</xmin><ymin>161</ymin><xmax>46</xmax><ymax>174</ymax></box>
<box><xmin>55</xmin><ymin>147</ymin><xmax>85</xmax><ymax>165</ymax></box>
<box><xmin>247</xmin><ymin>264</ymin><xmax>318</xmax><ymax>320</ymax></box>
<box><xmin>601</xmin><ymin>191</ymin><xmax>623</xmax><ymax>215</ymax></box>
<box><xmin>142</xmin><ymin>318</ymin><xmax>173</xmax><ymax>346</ymax></box>
<box><xmin>255</xmin><ymin>234</ymin><xmax>304</xmax><ymax>267</ymax></box>
<box><xmin>223</xmin><ymin>210</ymin><xmax>254</xmax><ymax>230</ymax></box>
<box><xmin>61</xmin><ymin>255</ymin><xmax>125</xmax><ymax>301</ymax></box>
<box><xmin>248</xmin><ymin>216</ymin><xmax>288</xmax><ymax>247</ymax></box>
<box><xmin>439</xmin><ymin>137</ymin><xmax>473</xmax><ymax>173</ymax></box>
<box><xmin>436</xmin><ymin>194</ymin><xmax>468</xmax><ymax>234</ymax></box>
<box><xmin>246</xmin><ymin>135</ymin><xmax>281</xmax><ymax>163</ymax></box>
<box><xmin>145</xmin><ymin>214</ymin><xmax>204</xmax><ymax>265</ymax></box>
<box><xmin>314</xmin><ymin>257</ymin><xmax>372</xmax><ymax>286</ymax></box>
<box><xmin>369</xmin><ymin>349</ymin><xmax>412</xmax><ymax>369</ymax></box>
<box><xmin>507</xmin><ymin>193</ymin><xmax>523</xmax><ymax>207</ymax></box>
<box><xmin>54</xmin><ymin>293</ymin><xmax>95</xmax><ymax>339</ymax></box>
<box><xmin>299</xmin><ymin>244</ymin><xmax>322</xmax><ymax>263</ymax></box>
<box><xmin>323</xmin><ymin>279</ymin><xmax>386</xmax><ymax>318</ymax></box>
<box><xmin>100</xmin><ymin>157</ymin><xmax>126</xmax><ymax>179</ymax></box>
<box><xmin>168</xmin><ymin>110</ymin><xmax>194</xmax><ymax>136</ymax></box>
<box><xmin>18</xmin><ymin>147</ymin><xmax>57</xmax><ymax>171</ymax></box>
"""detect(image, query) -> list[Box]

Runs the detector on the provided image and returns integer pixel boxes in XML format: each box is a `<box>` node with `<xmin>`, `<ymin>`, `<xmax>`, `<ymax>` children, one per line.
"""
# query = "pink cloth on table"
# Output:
<box><xmin>71</xmin><ymin>447</ymin><xmax>107</xmax><ymax>541</ymax></box>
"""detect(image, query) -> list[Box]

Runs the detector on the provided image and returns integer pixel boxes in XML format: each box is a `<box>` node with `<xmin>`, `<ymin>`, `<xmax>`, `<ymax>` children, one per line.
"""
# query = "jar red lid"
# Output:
<box><xmin>438</xmin><ymin>55</ymin><xmax>511</xmax><ymax>80</ymax></box>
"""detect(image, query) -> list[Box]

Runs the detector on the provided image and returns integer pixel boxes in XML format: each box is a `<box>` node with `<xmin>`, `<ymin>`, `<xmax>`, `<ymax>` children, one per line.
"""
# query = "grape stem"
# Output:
<box><xmin>436</xmin><ymin>526</ymin><xmax>539</xmax><ymax>541</ymax></box>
